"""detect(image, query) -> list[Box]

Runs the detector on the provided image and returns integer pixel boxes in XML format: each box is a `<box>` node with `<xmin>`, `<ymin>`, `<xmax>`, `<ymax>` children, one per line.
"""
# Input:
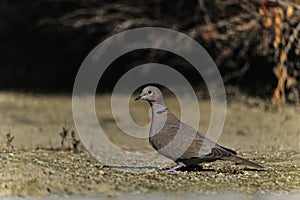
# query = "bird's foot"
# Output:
<box><xmin>160</xmin><ymin>162</ymin><xmax>186</xmax><ymax>172</ymax></box>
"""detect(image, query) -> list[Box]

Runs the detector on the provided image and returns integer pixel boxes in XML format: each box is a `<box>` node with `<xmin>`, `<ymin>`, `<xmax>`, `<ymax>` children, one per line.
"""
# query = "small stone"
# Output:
<box><xmin>98</xmin><ymin>170</ymin><xmax>105</xmax><ymax>175</ymax></box>
<box><xmin>37</xmin><ymin>160</ymin><xmax>44</xmax><ymax>165</ymax></box>
<box><xmin>216</xmin><ymin>173</ymin><xmax>224</xmax><ymax>178</ymax></box>
<box><xmin>243</xmin><ymin>171</ymin><xmax>249</xmax><ymax>175</ymax></box>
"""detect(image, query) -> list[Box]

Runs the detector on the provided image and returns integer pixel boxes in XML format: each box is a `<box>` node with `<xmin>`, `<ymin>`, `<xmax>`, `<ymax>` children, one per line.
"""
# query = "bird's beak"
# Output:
<box><xmin>135</xmin><ymin>95</ymin><xmax>143</xmax><ymax>101</ymax></box>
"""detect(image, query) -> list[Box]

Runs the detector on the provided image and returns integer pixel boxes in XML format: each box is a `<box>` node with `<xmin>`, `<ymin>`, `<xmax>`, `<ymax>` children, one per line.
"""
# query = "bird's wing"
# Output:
<box><xmin>172</xmin><ymin>120</ymin><xmax>235</xmax><ymax>161</ymax></box>
<box><xmin>153</xmin><ymin>111</ymin><xmax>236</xmax><ymax>162</ymax></box>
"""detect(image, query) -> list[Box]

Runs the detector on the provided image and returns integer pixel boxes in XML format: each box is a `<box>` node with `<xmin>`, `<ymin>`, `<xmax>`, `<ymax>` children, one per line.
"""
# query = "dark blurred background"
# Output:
<box><xmin>1</xmin><ymin>0</ymin><xmax>300</xmax><ymax>104</ymax></box>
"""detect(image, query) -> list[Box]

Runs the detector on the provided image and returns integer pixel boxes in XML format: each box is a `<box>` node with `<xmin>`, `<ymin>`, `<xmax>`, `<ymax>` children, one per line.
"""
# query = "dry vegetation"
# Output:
<box><xmin>42</xmin><ymin>0</ymin><xmax>300</xmax><ymax>104</ymax></box>
<box><xmin>2</xmin><ymin>0</ymin><xmax>300</xmax><ymax>104</ymax></box>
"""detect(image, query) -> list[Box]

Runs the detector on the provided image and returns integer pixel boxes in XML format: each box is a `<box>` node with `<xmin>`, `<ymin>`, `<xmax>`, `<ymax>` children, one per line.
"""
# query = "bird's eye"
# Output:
<box><xmin>148</xmin><ymin>90</ymin><xmax>153</xmax><ymax>95</ymax></box>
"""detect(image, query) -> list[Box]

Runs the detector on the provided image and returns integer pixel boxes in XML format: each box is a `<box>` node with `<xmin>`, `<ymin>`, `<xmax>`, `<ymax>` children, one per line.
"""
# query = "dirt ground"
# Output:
<box><xmin>0</xmin><ymin>91</ymin><xmax>300</xmax><ymax>198</ymax></box>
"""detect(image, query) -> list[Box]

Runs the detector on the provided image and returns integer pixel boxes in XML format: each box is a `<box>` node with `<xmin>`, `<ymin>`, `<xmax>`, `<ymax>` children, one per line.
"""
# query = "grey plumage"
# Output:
<box><xmin>135</xmin><ymin>86</ymin><xmax>264</xmax><ymax>170</ymax></box>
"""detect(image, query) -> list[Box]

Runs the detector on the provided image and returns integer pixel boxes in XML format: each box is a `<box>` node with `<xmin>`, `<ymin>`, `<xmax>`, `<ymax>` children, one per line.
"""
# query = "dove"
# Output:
<box><xmin>135</xmin><ymin>86</ymin><xmax>264</xmax><ymax>171</ymax></box>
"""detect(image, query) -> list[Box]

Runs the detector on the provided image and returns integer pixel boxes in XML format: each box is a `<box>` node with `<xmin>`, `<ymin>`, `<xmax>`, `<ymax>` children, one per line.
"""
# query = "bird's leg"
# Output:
<box><xmin>161</xmin><ymin>162</ymin><xmax>186</xmax><ymax>172</ymax></box>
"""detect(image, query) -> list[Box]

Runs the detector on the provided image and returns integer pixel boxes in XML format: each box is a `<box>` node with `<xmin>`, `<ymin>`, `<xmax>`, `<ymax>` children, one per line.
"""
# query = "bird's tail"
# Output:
<box><xmin>222</xmin><ymin>155</ymin><xmax>265</xmax><ymax>168</ymax></box>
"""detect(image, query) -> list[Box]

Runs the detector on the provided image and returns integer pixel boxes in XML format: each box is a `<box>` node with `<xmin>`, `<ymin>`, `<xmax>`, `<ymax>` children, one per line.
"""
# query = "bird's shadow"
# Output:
<box><xmin>103</xmin><ymin>165</ymin><xmax>214</xmax><ymax>172</ymax></box>
<box><xmin>103</xmin><ymin>165</ymin><xmax>267</xmax><ymax>172</ymax></box>
<box><xmin>241</xmin><ymin>167</ymin><xmax>267</xmax><ymax>172</ymax></box>
<box><xmin>103</xmin><ymin>165</ymin><xmax>160</xmax><ymax>171</ymax></box>
<box><xmin>175</xmin><ymin>165</ymin><xmax>215</xmax><ymax>172</ymax></box>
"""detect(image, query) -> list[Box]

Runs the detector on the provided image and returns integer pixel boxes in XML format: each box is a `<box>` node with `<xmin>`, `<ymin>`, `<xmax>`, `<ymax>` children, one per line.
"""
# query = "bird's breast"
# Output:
<box><xmin>149</xmin><ymin>112</ymin><xmax>168</xmax><ymax>137</ymax></box>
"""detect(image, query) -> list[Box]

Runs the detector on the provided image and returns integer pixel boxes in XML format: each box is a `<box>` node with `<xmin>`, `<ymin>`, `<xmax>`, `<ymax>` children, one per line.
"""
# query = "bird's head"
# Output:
<box><xmin>135</xmin><ymin>86</ymin><xmax>164</xmax><ymax>105</ymax></box>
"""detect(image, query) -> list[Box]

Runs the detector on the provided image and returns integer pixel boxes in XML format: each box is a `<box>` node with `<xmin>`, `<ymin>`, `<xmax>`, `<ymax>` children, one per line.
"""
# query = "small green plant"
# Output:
<box><xmin>59</xmin><ymin>127</ymin><xmax>68</xmax><ymax>148</ymax></box>
<box><xmin>71</xmin><ymin>131</ymin><xmax>80</xmax><ymax>153</ymax></box>
<box><xmin>58</xmin><ymin>127</ymin><xmax>81</xmax><ymax>152</ymax></box>
<box><xmin>6</xmin><ymin>133</ymin><xmax>14</xmax><ymax>149</ymax></box>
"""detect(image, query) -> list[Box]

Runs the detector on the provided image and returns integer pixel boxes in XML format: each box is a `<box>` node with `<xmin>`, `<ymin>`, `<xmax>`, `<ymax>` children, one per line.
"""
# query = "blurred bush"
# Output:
<box><xmin>0</xmin><ymin>0</ymin><xmax>300</xmax><ymax>104</ymax></box>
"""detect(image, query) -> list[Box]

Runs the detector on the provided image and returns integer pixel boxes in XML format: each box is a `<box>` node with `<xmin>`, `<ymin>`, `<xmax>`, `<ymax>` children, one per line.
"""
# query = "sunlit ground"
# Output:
<box><xmin>0</xmin><ymin>91</ymin><xmax>300</xmax><ymax>197</ymax></box>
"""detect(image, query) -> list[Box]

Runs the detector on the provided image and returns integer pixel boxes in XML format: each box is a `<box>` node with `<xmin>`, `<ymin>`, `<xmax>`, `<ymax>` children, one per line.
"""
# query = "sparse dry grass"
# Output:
<box><xmin>0</xmin><ymin>91</ymin><xmax>300</xmax><ymax>196</ymax></box>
